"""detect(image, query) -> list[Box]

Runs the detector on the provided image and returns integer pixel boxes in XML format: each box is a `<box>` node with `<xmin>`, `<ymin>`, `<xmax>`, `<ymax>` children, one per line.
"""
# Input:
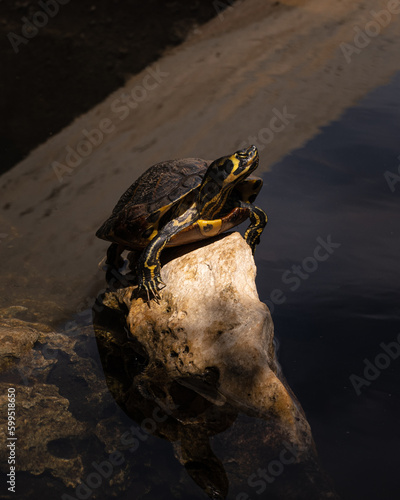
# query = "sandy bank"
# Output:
<box><xmin>1</xmin><ymin>0</ymin><xmax>400</xmax><ymax>319</ymax></box>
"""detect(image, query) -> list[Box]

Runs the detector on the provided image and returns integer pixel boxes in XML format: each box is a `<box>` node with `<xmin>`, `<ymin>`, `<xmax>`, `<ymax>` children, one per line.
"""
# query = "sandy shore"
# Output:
<box><xmin>1</xmin><ymin>0</ymin><xmax>400</xmax><ymax>320</ymax></box>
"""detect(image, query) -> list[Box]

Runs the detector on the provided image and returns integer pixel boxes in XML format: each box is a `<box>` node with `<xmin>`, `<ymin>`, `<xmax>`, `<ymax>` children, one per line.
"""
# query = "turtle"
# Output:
<box><xmin>96</xmin><ymin>145</ymin><xmax>267</xmax><ymax>300</ymax></box>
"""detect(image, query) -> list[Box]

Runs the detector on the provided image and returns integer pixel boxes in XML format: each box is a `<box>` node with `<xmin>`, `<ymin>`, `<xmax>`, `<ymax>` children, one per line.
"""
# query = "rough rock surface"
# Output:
<box><xmin>0</xmin><ymin>313</ymin><xmax>118</xmax><ymax>497</ymax></box>
<box><xmin>97</xmin><ymin>232</ymin><xmax>339</xmax><ymax>499</ymax></box>
<box><xmin>0</xmin><ymin>309</ymin><xmax>207</xmax><ymax>500</ymax></box>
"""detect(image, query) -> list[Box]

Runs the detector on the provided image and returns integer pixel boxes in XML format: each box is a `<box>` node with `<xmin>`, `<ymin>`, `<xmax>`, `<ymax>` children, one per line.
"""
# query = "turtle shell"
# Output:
<box><xmin>96</xmin><ymin>158</ymin><xmax>211</xmax><ymax>247</ymax></box>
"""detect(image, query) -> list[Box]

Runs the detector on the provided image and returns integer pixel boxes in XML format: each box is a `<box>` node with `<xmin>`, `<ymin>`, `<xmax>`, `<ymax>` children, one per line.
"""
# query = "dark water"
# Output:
<box><xmin>252</xmin><ymin>71</ymin><xmax>400</xmax><ymax>500</ymax></box>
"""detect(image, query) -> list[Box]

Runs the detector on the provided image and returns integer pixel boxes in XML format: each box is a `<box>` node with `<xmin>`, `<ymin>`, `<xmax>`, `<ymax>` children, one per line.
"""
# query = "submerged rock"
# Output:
<box><xmin>0</xmin><ymin>309</ymin><xmax>213</xmax><ymax>500</ymax></box>
<box><xmin>0</xmin><ymin>314</ymin><xmax>144</xmax><ymax>499</ymax></box>
<box><xmin>96</xmin><ymin>232</ymin><xmax>339</xmax><ymax>499</ymax></box>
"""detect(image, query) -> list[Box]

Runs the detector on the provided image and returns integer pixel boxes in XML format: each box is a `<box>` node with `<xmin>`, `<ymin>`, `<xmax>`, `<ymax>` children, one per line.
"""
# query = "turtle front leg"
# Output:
<box><xmin>134</xmin><ymin>207</ymin><xmax>198</xmax><ymax>301</ymax></box>
<box><xmin>239</xmin><ymin>201</ymin><xmax>268</xmax><ymax>254</ymax></box>
<box><xmin>136</xmin><ymin>250</ymin><xmax>166</xmax><ymax>301</ymax></box>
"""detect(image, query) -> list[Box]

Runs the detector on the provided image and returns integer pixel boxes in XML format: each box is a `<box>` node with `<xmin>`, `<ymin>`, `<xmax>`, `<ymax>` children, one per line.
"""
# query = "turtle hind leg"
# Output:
<box><xmin>126</xmin><ymin>249</ymin><xmax>142</xmax><ymax>274</ymax></box>
<box><xmin>240</xmin><ymin>202</ymin><xmax>268</xmax><ymax>254</ymax></box>
<box><xmin>105</xmin><ymin>265</ymin><xmax>132</xmax><ymax>290</ymax></box>
<box><xmin>105</xmin><ymin>243</ymin><xmax>125</xmax><ymax>268</ymax></box>
<box><xmin>104</xmin><ymin>243</ymin><xmax>128</xmax><ymax>287</ymax></box>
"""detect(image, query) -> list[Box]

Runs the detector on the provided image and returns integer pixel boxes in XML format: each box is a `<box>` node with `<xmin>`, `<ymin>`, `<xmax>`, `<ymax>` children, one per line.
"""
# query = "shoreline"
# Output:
<box><xmin>1</xmin><ymin>0</ymin><xmax>400</xmax><ymax>319</ymax></box>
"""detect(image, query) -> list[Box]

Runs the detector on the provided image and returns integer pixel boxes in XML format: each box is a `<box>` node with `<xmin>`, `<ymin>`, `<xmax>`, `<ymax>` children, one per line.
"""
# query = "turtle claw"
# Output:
<box><xmin>131</xmin><ymin>272</ymin><xmax>165</xmax><ymax>303</ymax></box>
<box><xmin>147</xmin><ymin>278</ymin><xmax>161</xmax><ymax>301</ymax></box>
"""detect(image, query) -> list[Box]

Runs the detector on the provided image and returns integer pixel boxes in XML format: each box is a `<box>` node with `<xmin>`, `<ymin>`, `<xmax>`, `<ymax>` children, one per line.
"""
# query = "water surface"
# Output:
<box><xmin>252</xmin><ymin>71</ymin><xmax>400</xmax><ymax>500</ymax></box>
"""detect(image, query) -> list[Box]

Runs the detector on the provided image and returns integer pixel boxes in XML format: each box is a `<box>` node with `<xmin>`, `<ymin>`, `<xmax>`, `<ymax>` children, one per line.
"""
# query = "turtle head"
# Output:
<box><xmin>212</xmin><ymin>145</ymin><xmax>259</xmax><ymax>184</ymax></box>
<box><xmin>198</xmin><ymin>145</ymin><xmax>259</xmax><ymax>217</ymax></box>
<box><xmin>231</xmin><ymin>144</ymin><xmax>259</xmax><ymax>176</ymax></box>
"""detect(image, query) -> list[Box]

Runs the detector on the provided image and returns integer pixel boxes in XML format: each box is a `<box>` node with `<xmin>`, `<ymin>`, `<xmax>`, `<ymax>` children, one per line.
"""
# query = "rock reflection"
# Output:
<box><xmin>93</xmin><ymin>233</ymin><xmax>339</xmax><ymax>500</ymax></box>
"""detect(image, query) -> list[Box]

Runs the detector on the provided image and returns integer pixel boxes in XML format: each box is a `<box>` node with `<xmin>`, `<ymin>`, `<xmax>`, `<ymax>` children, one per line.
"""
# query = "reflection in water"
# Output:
<box><xmin>93</xmin><ymin>297</ymin><xmax>232</xmax><ymax>499</ymax></box>
<box><xmin>92</xmin><ymin>232</ymin><xmax>339</xmax><ymax>500</ymax></box>
<box><xmin>253</xmin><ymin>71</ymin><xmax>400</xmax><ymax>500</ymax></box>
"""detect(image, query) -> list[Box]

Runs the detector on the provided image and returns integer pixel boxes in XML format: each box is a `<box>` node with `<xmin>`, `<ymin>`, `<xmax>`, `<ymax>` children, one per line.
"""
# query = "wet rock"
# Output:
<box><xmin>0</xmin><ymin>308</ymin><xmax>209</xmax><ymax>500</ymax></box>
<box><xmin>0</xmin><ymin>313</ymin><xmax>133</xmax><ymax>499</ymax></box>
<box><xmin>0</xmin><ymin>382</ymin><xmax>86</xmax><ymax>484</ymax></box>
<box><xmin>97</xmin><ymin>232</ymin><xmax>339</xmax><ymax>499</ymax></box>
<box><xmin>0</xmin><ymin>320</ymin><xmax>40</xmax><ymax>372</ymax></box>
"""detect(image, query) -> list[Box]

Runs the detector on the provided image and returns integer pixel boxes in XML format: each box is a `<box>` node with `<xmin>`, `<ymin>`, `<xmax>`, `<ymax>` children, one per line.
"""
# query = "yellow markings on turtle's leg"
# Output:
<box><xmin>143</xmin><ymin>262</ymin><xmax>157</xmax><ymax>276</ymax></box>
<box><xmin>244</xmin><ymin>205</ymin><xmax>268</xmax><ymax>253</ymax></box>
<box><xmin>143</xmin><ymin>250</ymin><xmax>164</xmax><ymax>285</ymax></box>
<box><xmin>139</xmin><ymin>205</ymin><xmax>199</xmax><ymax>298</ymax></box>
<box><xmin>244</xmin><ymin>209</ymin><xmax>261</xmax><ymax>240</ymax></box>
<box><xmin>197</xmin><ymin>219</ymin><xmax>223</xmax><ymax>237</ymax></box>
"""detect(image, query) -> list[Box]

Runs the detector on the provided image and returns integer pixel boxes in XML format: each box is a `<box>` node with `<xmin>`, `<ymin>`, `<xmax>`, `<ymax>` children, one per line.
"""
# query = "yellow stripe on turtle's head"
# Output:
<box><xmin>198</xmin><ymin>145</ymin><xmax>259</xmax><ymax>217</ymax></box>
<box><xmin>216</xmin><ymin>145</ymin><xmax>259</xmax><ymax>184</ymax></box>
<box><xmin>226</xmin><ymin>144</ymin><xmax>259</xmax><ymax>183</ymax></box>
<box><xmin>201</xmin><ymin>145</ymin><xmax>259</xmax><ymax>192</ymax></box>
